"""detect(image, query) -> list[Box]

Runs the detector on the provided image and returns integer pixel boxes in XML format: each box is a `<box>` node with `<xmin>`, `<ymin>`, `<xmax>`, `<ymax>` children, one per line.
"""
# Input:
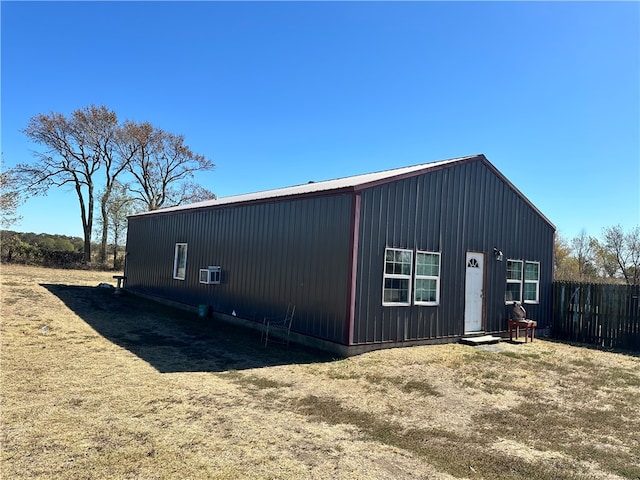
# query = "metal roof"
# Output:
<box><xmin>132</xmin><ymin>154</ymin><xmax>479</xmax><ymax>215</ymax></box>
<box><xmin>129</xmin><ymin>153</ymin><xmax>554</xmax><ymax>229</ymax></box>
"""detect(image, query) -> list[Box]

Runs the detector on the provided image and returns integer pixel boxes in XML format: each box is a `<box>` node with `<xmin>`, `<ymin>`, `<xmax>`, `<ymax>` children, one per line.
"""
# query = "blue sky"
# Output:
<box><xmin>2</xmin><ymin>1</ymin><xmax>639</xmax><ymax>242</ymax></box>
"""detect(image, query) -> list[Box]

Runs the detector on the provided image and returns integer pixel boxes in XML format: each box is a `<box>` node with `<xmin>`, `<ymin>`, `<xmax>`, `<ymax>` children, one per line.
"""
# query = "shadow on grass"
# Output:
<box><xmin>41</xmin><ymin>284</ymin><xmax>335</xmax><ymax>373</ymax></box>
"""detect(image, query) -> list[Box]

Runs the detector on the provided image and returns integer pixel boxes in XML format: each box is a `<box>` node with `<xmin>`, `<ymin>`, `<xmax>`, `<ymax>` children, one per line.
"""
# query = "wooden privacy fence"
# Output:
<box><xmin>553</xmin><ymin>282</ymin><xmax>640</xmax><ymax>351</ymax></box>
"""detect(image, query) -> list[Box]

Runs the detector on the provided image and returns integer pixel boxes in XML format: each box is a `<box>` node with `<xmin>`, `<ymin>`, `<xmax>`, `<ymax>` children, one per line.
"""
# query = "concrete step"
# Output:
<box><xmin>459</xmin><ymin>335</ymin><xmax>502</xmax><ymax>346</ymax></box>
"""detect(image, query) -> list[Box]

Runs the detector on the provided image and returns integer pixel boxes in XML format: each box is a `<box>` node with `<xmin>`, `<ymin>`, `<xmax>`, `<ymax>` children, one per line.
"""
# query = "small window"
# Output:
<box><xmin>383</xmin><ymin>248</ymin><xmax>413</xmax><ymax>306</ymax></box>
<box><xmin>173</xmin><ymin>243</ymin><xmax>188</xmax><ymax>280</ymax></box>
<box><xmin>415</xmin><ymin>251</ymin><xmax>440</xmax><ymax>305</ymax></box>
<box><xmin>505</xmin><ymin>259</ymin><xmax>523</xmax><ymax>303</ymax></box>
<box><xmin>524</xmin><ymin>261</ymin><xmax>540</xmax><ymax>303</ymax></box>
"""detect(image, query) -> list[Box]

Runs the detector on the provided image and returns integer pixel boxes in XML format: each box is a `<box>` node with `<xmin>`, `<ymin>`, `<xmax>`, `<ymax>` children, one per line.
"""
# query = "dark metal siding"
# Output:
<box><xmin>352</xmin><ymin>161</ymin><xmax>554</xmax><ymax>344</ymax></box>
<box><xmin>125</xmin><ymin>157</ymin><xmax>553</xmax><ymax>349</ymax></box>
<box><xmin>125</xmin><ymin>194</ymin><xmax>354</xmax><ymax>344</ymax></box>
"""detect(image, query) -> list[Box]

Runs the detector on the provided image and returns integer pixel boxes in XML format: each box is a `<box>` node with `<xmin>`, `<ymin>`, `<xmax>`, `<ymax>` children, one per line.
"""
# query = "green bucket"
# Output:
<box><xmin>198</xmin><ymin>304</ymin><xmax>208</xmax><ymax>318</ymax></box>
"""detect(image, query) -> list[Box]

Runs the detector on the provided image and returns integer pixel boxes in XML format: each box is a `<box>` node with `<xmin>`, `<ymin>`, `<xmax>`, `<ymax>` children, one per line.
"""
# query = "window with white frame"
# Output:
<box><xmin>173</xmin><ymin>243</ymin><xmax>188</xmax><ymax>280</ymax></box>
<box><xmin>414</xmin><ymin>251</ymin><xmax>440</xmax><ymax>305</ymax></box>
<box><xmin>383</xmin><ymin>248</ymin><xmax>413</xmax><ymax>305</ymax></box>
<box><xmin>523</xmin><ymin>261</ymin><xmax>540</xmax><ymax>303</ymax></box>
<box><xmin>505</xmin><ymin>259</ymin><xmax>523</xmax><ymax>303</ymax></box>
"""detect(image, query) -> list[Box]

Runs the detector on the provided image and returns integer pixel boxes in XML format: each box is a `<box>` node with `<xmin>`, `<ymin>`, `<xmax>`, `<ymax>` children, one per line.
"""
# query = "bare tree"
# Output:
<box><xmin>14</xmin><ymin>107</ymin><xmax>215</xmax><ymax>261</ymax></box>
<box><xmin>602</xmin><ymin>225</ymin><xmax>640</xmax><ymax>285</ymax></box>
<box><xmin>0</xmin><ymin>165</ymin><xmax>24</xmax><ymax>228</ymax></box>
<box><xmin>628</xmin><ymin>227</ymin><xmax>640</xmax><ymax>285</ymax></box>
<box><xmin>570</xmin><ymin>229</ymin><xmax>597</xmax><ymax>281</ymax></box>
<box><xmin>121</xmin><ymin>121</ymin><xmax>214</xmax><ymax>211</ymax></box>
<box><xmin>593</xmin><ymin>240</ymin><xmax>619</xmax><ymax>280</ymax></box>
<box><xmin>75</xmin><ymin>106</ymin><xmax>131</xmax><ymax>264</ymax></box>
<box><xmin>97</xmin><ymin>181</ymin><xmax>141</xmax><ymax>269</ymax></box>
<box><xmin>177</xmin><ymin>181</ymin><xmax>217</xmax><ymax>205</ymax></box>
<box><xmin>554</xmin><ymin>232</ymin><xmax>577</xmax><ymax>281</ymax></box>
<box><xmin>16</xmin><ymin>107</ymin><xmax>107</xmax><ymax>262</ymax></box>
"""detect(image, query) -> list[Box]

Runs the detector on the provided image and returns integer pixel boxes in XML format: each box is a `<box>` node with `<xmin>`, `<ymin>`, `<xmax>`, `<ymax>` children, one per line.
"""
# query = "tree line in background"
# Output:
<box><xmin>555</xmin><ymin>225</ymin><xmax>640</xmax><ymax>285</ymax></box>
<box><xmin>0</xmin><ymin>230</ymin><xmax>117</xmax><ymax>269</ymax></box>
<box><xmin>2</xmin><ymin>223</ymin><xmax>639</xmax><ymax>283</ymax></box>
<box><xmin>1</xmin><ymin>104</ymin><xmax>215</xmax><ymax>265</ymax></box>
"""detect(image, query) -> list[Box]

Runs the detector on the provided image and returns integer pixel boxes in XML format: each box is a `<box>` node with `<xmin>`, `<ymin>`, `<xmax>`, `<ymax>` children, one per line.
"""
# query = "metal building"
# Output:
<box><xmin>124</xmin><ymin>154</ymin><xmax>555</xmax><ymax>355</ymax></box>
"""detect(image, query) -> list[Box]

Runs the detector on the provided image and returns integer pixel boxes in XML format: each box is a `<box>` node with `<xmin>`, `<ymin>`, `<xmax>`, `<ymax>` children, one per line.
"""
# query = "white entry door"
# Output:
<box><xmin>464</xmin><ymin>251</ymin><xmax>485</xmax><ymax>333</ymax></box>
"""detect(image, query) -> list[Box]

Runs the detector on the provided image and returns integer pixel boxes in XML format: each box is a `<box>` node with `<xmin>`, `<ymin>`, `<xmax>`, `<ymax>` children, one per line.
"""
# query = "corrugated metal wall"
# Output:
<box><xmin>352</xmin><ymin>161</ymin><xmax>554</xmax><ymax>344</ymax></box>
<box><xmin>125</xmin><ymin>194</ymin><xmax>354</xmax><ymax>344</ymax></box>
<box><xmin>125</xmin><ymin>158</ymin><xmax>554</xmax><ymax>349</ymax></box>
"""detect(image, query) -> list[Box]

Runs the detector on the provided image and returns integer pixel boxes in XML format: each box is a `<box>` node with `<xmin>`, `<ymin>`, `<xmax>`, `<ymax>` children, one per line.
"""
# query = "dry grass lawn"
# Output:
<box><xmin>2</xmin><ymin>264</ymin><xmax>640</xmax><ymax>479</ymax></box>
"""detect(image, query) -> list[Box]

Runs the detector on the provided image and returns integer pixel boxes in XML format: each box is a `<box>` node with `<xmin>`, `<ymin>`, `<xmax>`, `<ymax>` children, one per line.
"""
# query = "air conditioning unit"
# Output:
<box><xmin>199</xmin><ymin>266</ymin><xmax>221</xmax><ymax>284</ymax></box>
